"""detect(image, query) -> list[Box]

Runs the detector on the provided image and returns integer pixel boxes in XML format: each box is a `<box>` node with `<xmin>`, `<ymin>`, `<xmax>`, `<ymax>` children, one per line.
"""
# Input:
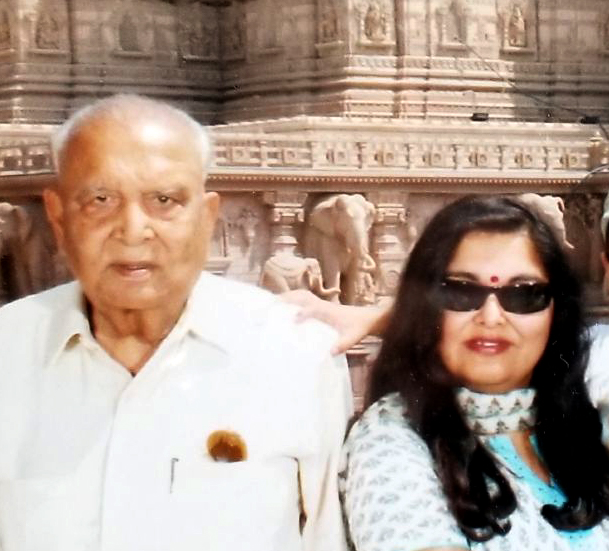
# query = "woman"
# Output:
<box><xmin>340</xmin><ymin>196</ymin><xmax>609</xmax><ymax>550</ymax></box>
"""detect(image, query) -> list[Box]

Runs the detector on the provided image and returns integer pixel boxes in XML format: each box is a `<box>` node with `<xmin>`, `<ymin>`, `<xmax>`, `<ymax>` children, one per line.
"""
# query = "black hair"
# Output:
<box><xmin>366</xmin><ymin>195</ymin><xmax>609</xmax><ymax>541</ymax></box>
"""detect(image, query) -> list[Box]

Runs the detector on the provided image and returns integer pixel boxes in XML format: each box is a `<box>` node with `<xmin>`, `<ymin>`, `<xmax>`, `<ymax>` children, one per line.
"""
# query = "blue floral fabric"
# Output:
<box><xmin>340</xmin><ymin>393</ymin><xmax>609</xmax><ymax>551</ymax></box>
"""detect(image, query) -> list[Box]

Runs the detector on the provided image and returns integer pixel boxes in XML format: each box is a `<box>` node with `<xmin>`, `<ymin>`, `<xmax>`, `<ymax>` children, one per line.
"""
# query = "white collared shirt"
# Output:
<box><xmin>0</xmin><ymin>272</ymin><xmax>353</xmax><ymax>551</ymax></box>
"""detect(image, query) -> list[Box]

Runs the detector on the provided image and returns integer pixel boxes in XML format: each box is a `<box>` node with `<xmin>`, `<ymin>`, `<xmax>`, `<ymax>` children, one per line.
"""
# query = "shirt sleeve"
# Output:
<box><xmin>341</xmin><ymin>396</ymin><xmax>469</xmax><ymax>551</ymax></box>
<box><xmin>299</xmin><ymin>353</ymin><xmax>354</xmax><ymax>551</ymax></box>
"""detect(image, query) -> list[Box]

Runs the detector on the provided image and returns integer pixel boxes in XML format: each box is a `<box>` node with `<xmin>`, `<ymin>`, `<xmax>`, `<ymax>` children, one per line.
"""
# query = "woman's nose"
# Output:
<box><xmin>473</xmin><ymin>293</ymin><xmax>506</xmax><ymax>326</ymax></box>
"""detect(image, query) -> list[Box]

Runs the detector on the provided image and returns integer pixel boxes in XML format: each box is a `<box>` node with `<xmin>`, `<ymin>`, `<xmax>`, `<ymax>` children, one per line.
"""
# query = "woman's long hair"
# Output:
<box><xmin>366</xmin><ymin>195</ymin><xmax>609</xmax><ymax>541</ymax></box>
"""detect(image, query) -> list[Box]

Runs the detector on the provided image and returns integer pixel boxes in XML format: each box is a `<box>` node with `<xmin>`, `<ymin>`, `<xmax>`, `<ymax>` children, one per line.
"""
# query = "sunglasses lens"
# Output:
<box><xmin>438</xmin><ymin>280</ymin><xmax>552</xmax><ymax>314</ymax></box>
<box><xmin>437</xmin><ymin>280</ymin><xmax>486</xmax><ymax>311</ymax></box>
<box><xmin>498</xmin><ymin>283</ymin><xmax>552</xmax><ymax>314</ymax></box>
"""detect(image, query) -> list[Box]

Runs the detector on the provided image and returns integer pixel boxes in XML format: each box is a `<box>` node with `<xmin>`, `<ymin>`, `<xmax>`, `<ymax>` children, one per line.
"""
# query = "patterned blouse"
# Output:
<box><xmin>340</xmin><ymin>393</ymin><xmax>609</xmax><ymax>551</ymax></box>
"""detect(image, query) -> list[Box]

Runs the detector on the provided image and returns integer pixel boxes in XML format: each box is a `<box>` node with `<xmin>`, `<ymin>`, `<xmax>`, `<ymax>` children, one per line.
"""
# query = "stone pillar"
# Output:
<box><xmin>368</xmin><ymin>191</ymin><xmax>407</xmax><ymax>298</ymax></box>
<box><xmin>262</xmin><ymin>191</ymin><xmax>308</xmax><ymax>256</ymax></box>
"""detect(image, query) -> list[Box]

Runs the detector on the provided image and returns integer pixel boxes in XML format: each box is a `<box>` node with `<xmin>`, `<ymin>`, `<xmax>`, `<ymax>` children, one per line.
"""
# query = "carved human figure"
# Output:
<box><xmin>35</xmin><ymin>11</ymin><xmax>60</xmax><ymax>50</ymax></box>
<box><xmin>446</xmin><ymin>0</ymin><xmax>464</xmax><ymax>43</ymax></box>
<box><xmin>0</xmin><ymin>202</ymin><xmax>57</xmax><ymax>300</ymax></box>
<box><xmin>354</xmin><ymin>268</ymin><xmax>376</xmax><ymax>305</ymax></box>
<box><xmin>0</xmin><ymin>9</ymin><xmax>10</xmax><ymax>49</ymax></box>
<box><xmin>259</xmin><ymin>253</ymin><xmax>340</xmax><ymax>300</ymax></box>
<box><xmin>508</xmin><ymin>4</ymin><xmax>526</xmax><ymax>47</ymax></box>
<box><xmin>304</xmin><ymin>193</ymin><xmax>376</xmax><ymax>305</ymax></box>
<box><xmin>234</xmin><ymin>207</ymin><xmax>260</xmax><ymax>251</ymax></box>
<box><xmin>118</xmin><ymin>12</ymin><xmax>140</xmax><ymax>51</ymax></box>
<box><xmin>320</xmin><ymin>2</ymin><xmax>338</xmax><ymax>42</ymax></box>
<box><xmin>363</xmin><ymin>0</ymin><xmax>386</xmax><ymax>42</ymax></box>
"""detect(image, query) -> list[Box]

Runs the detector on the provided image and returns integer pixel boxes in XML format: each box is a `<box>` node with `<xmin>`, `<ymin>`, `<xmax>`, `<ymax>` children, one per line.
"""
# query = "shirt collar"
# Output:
<box><xmin>44</xmin><ymin>272</ymin><xmax>244</xmax><ymax>367</ymax></box>
<box><xmin>44</xmin><ymin>281</ymin><xmax>97</xmax><ymax>367</ymax></box>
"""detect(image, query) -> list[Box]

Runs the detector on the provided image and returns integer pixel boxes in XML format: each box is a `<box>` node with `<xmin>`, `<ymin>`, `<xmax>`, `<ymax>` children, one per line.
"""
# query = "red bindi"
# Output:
<box><xmin>490</xmin><ymin>275</ymin><xmax>499</xmax><ymax>284</ymax></box>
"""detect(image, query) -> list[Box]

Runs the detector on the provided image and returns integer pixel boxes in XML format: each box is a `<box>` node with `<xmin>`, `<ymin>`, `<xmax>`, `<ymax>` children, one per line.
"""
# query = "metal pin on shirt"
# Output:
<box><xmin>170</xmin><ymin>457</ymin><xmax>179</xmax><ymax>494</ymax></box>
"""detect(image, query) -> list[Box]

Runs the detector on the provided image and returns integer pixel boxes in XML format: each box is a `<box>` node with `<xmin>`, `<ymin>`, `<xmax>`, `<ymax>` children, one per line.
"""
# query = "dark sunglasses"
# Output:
<box><xmin>436</xmin><ymin>279</ymin><xmax>553</xmax><ymax>314</ymax></box>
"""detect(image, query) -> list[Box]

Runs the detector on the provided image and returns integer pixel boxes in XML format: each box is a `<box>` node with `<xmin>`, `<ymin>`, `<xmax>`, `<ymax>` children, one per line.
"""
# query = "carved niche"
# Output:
<box><xmin>499</xmin><ymin>1</ymin><xmax>533</xmax><ymax>54</ymax></box>
<box><xmin>31</xmin><ymin>1</ymin><xmax>67</xmax><ymax>52</ymax></box>
<box><xmin>179</xmin><ymin>2</ymin><xmax>219</xmax><ymax>60</ymax></box>
<box><xmin>220</xmin><ymin>1</ymin><xmax>246</xmax><ymax>60</ymax></box>
<box><xmin>602</xmin><ymin>13</ymin><xmax>609</xmax><ymax>53</ymax></box>
<box><xmin>437</xmin><ymin>0</ymin><xmax>469</xmax><ymax>50</ymax></box>
<box><xmin>216</xmin><ymin>194</ymin><xmax>270</xmax><ymax>281</ymax></box>
<box><xmin>256</xmin><ymin>0</ymin><xmax>282</xmax><ymax>54</ymax></box>
<box><xmin>110</xmin><ymin>3</ymin><xmax>153</xmax><ymax>57</ymax></box>
<box><xmin>319</xmin><ymin>0</ymin><xmax>339</xmax><ymax>43</ymax></box>
<box><xmin>0</xmin><ymin>4</ymin><xmax>11</xmax><ymax>50</ymax></box>
<box><xmin>119</xmin><ymin>12</ymin><xmax>140</xmax><ymax>51</ymax></box>
<box><xmin>354</xmin><ymin>0</ymin><xmax>394</xmax><ymax>50</ymax></box>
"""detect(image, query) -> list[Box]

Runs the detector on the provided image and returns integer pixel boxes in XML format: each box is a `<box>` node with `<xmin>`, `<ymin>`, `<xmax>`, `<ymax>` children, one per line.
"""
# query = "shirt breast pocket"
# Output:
<box><xmin>0</xmin><ymin>476</ymin><xmax>70</xmax><ymax>551</ymax></box>
<box><xmin>167</xmin><ymin>457</ymin><xmax>299</xmax><ymax>549</ymax></box>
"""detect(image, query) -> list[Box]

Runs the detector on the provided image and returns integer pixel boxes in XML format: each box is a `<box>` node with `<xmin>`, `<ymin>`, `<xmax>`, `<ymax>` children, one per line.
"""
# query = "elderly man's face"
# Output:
<box><xmin>45</xmin><ymin>117</ymin><xmax>219</xmax><ymax>313</ymax></box>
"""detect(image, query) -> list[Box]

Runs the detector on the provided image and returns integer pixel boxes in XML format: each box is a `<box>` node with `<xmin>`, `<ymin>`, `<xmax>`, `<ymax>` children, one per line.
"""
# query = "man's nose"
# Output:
<box><xmin>473</xmin><ymin>293</ymin><xmax>506</xmax><ymax>326</ymax></box>
<box><xmin>117</xmin><ymin>203</ymin><xmax>154</xmax><ymax>244</ymax></box>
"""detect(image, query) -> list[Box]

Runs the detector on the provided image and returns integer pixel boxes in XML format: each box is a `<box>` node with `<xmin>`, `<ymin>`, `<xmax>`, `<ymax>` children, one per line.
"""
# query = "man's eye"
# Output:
<box><xmin>94</xmin><ymin>194</ymin><xmax>108</xmax><ymax>203</ymax></box>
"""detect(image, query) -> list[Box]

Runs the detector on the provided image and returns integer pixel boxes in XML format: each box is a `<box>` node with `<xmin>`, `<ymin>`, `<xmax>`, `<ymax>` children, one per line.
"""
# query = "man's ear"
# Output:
<box><xmin>202</xmin><ymin>191</ymin><xmax>220</xmax><ymax>233</ymax></box>
<box><xmin>43</xmin><ymin>187</ymin><xmax>65</xmax><ymax>250</ymax></box>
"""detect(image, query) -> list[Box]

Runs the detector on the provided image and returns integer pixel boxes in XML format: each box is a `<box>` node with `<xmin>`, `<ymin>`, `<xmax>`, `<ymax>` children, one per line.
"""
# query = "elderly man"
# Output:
<box><xmin>0</xmin><ymin>95</ymin><xmax>352</xmax><ymax>551</ymax></box>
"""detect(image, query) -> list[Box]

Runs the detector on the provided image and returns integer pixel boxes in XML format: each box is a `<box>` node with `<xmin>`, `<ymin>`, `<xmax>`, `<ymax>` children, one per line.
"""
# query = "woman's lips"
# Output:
<box><xmin>464</xmin><ymin>338</ymin><xmax>511</xmax><ymax>354</ymax></box>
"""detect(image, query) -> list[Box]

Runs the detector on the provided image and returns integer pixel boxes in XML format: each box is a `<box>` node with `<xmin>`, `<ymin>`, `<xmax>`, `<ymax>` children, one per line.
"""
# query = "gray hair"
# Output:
<box><xmin>51</xmin><ymin>94</ymin><xmax>213</xmax><ymax>177</ymax></box>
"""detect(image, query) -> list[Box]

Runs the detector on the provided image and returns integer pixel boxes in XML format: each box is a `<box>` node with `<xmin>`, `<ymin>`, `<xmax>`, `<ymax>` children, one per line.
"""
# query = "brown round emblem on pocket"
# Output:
<box><xmin>206</xmin><ymin>430</ymin><xmax>248</xmax><ymax>462</ymax></box>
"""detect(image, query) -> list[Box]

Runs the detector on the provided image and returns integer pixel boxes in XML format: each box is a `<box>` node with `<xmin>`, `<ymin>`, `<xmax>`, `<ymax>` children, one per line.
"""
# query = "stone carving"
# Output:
<box><xmin>118</xmin><ymin>12</ymin><xmax>140</xmax><ymax>51</ymax></box>
<box><xmin>259</xmin><ymin>0</ymin><xmax>280</xmax><ymax>50</ymax></box>
<box><xmin>516</xmin><ymin>193</ymin><xmax>573</xmax><ymax>249</ymax></box>
<box><xmin>0</xmin><ymin>203</ymin><xmax>58</xmax><ymax>301</ymax></box>
<box><xmin>35</xmin><ymin>11</ymin><xmax>61</xmax><ymax>50</ymax></box>
<box><xmin>604</xmin><ymin>15</ymin><xmax>609</xmax><ymax>50</ymax></box>
<box><xmin>0</xmin><ymin>9</ymin><xmax>10</xmax><ymax>49</ymax></box>
<box><xmin>445</xmin><ymin>0</ymin><xmax>466</xmax><ymax>43</ymax></box>
<box><xmin>180</xmin><ymin>4</ymin><xmax>219</xmax><ymax>58</ymax></box>
<box><xmin>304</xmin><ymin>194</ymin><xmax>376</xmax><ymax>305</ymax></box>
<box><xmin>319</xmin><ymin>1</ymin><xmax>338</xmax><ymax>43</ymax></box>
<box><xmin>363</xmin><ymin>0</ymin><xmax>387</xmax><ymax>42</ymax></box>
<box><xmin>259</xmin><ymin>253</ymin><xmax>340</xmax><ymax>300</ymax></box>
<box><xmin>508</xmin><ymin>3</ymin><xmax>526</xmax><ymax>47</ymax></box>
<box><xmin>234</xmin><ymin>207</ymin><xmax>260</xmax><ymax>250</ymax></box>
<box><xmin>222</xmin><ymin>4</ymin><xmax>245</xmax><ymax>59</ymax></box>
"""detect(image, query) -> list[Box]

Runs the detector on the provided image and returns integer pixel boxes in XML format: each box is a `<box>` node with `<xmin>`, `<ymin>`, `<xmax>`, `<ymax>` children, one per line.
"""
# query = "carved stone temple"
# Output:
<box><xmin>1</xmin><ymin>0</ymin><xmax>609</xmax><ymax>405</ymax></box>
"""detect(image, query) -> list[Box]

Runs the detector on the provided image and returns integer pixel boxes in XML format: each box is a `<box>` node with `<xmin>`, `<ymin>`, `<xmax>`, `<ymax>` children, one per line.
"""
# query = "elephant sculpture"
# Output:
<box><xmin>259</xmin><ymin>252</ymin><xmax>340</xmax><ymax>300</ymax></box>
<box><xmin>0</xmin><ymin>202</ymin><xmax>61</xmax><ymax>302</ymax></box>
<box><xmin>304</xmin><ymin>193</ymin><xmax>376</xmax><ymax>304</ymax></box>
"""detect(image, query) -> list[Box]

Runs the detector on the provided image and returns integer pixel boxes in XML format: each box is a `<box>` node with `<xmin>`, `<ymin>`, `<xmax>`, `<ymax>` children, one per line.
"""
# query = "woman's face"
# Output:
<box><xmin>438</xmin><ymin>230</ymin><xmax>553</xmax><ymax>394</ymax></box>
